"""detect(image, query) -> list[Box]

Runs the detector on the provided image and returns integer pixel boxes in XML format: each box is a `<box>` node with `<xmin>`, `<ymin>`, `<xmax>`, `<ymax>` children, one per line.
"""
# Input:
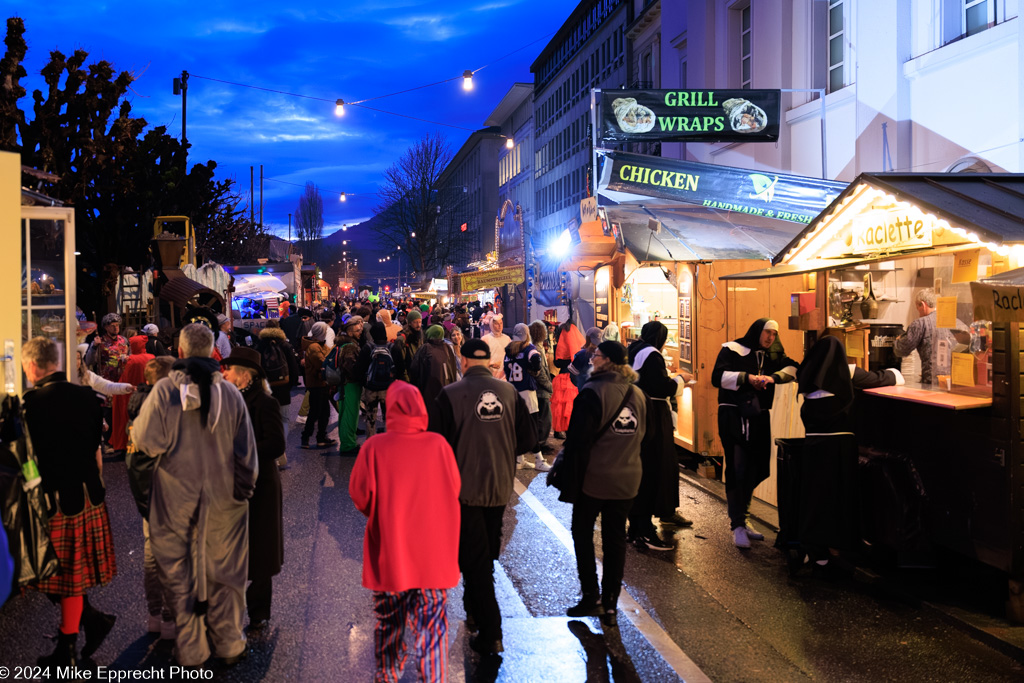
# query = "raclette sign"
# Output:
<box><xmin>849</xmin><ymin>210</ymin><xmax>933</xmax><ymax>255</ymax></box>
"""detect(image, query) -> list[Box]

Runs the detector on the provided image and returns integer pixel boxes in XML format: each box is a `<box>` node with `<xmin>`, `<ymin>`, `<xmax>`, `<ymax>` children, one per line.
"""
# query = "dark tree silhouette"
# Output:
<box><xmin>1</xmin><ymin>17</ymin><xmax>267</xmax><ymax>315</ymax></box>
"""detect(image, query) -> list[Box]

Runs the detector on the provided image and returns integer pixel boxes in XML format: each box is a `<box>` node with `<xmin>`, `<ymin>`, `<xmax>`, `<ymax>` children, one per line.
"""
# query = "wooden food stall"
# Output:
<box><xmin>724</xmin><ymin>172</ymin><xmax>1024</xmax><ymax>618</ymax></box>
<box><xmin>591</xmin><ymin>150</ymin><xmax>845</xmax><ymax>494</ymax></box>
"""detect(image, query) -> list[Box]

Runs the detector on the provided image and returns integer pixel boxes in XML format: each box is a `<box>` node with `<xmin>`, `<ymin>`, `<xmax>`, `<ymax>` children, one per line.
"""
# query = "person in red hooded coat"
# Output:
<box><xmin>110</xmin><ymin>335</ymin><xmax>153</xmax><ymax>452</ymax></box>
<box><xmin>349</xmin><ymin>380</ymin><xmax>461</xmax><ymax>683</ymax></box>
<box><xmin>551</xmin><ymin>321</ymin><xmax>585</xmax><ymax>436</ymax></box>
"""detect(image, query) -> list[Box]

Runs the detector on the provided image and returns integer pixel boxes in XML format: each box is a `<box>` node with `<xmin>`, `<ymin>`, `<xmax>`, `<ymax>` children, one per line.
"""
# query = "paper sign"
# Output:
<box><xmin>991</xmin><ymin>252</ymin><xmax>1010</xmax><ymax>275</ymax></box>
<box><xmin>936</xmin><ymin>296</ymin><xmax>958</xmax><ymax>328</ymax></box>
<box><xmin>580</xmin><ymin>197</ymin><xmax>598</xmax><ymax>223</ymax></box>
<box><xmin>952</xmin><ymin>249</ymin><xmax>980</xmax><ymax>283</ymax></box>
<box><xmin>970</xmin><ymin>281</ymin><xmax>1024</xmax><ymax>323</ymax></box>
<box><xmin>951</xmin><ymin>352</ymin><xmax>977</xmax><ymax>386</ymax></box>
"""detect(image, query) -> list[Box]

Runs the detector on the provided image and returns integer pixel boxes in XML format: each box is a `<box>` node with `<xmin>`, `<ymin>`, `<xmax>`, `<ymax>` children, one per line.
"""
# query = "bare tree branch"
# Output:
<box><xmin>370</xmin><ymin>132</ymin><xmax>454</xmax><ymax>282</ymax></box>
<box><xmin>295</xmin><ymin>181</ymin><xmax>324</xmax><ymax>264</ymax></box>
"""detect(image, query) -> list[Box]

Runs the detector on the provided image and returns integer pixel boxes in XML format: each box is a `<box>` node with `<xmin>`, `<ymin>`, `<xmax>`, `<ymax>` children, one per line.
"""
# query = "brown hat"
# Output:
<box><xmin>344</xmin><ymin>315</ymin><xmax>364</xmax><ymax>331</ymax></box>
<box><xmin>220</xmin><ymin>346</ymin><xmax>265</xmax><ymax>378</ymax></box>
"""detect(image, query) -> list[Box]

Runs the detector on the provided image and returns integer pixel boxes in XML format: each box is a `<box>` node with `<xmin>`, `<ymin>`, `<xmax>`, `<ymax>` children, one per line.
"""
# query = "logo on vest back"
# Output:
<box><xmin>476</xmin><ymin>391</ymin><xmax>504</xmax><ymax>421</ymax></box>
<box><xmin>612</xmin><ymin>406</ymin><xmax>638</xmax><ymax>434</ymax></box>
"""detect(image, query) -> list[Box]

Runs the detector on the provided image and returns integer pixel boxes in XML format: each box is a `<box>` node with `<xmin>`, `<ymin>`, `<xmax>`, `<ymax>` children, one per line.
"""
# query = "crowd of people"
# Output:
<box><xmin>14</xmin><ymin>293</ymin><xmax>907</xmax><ymax>681</ymax></box>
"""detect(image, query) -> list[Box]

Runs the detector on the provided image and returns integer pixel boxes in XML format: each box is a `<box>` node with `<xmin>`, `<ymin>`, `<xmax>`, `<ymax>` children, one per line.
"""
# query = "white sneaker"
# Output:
<box><xmin>733</xmin><ymin>527</ymin><xmax>751</xmax><ymax>549</ymax></box>
<box><xmin>533</xmin><ymin>453</ymin><xmax>552</xmax><ymax>472</ymax></box>
<box><xmin>745</xmin><ymin>524</ymin><xmax>765</xmax><ymax>541</ymax></box>
<box><xmin>296</xmin><ymin>415</ymin><xmax>307</xmax><ymax>424</ymax></box>
<box><xmin>147</xmin><ymin>615</ymin><xmax>162</xmax><ymax>633</ymax></box>
<box><xmin>519</xmin><ymin>454</ymin><xmax>535</xmax><ymax>470</ymax></box>
<box><xmin>160</xmin><ymin>620</ymin><xmax>176</xmax><ymax>640</ymax></box>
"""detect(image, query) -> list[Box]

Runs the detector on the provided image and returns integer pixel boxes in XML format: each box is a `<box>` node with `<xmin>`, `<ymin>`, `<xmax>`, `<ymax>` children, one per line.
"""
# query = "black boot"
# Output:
<box><xmin>81</xmin><ymin>597</ymin><xmax>116</xmax><ymax>659</ymax></box>
<box><xmin>38</xmin><ymin>632</ymin><xmax>78</xmax><ymax>669</ymax></box>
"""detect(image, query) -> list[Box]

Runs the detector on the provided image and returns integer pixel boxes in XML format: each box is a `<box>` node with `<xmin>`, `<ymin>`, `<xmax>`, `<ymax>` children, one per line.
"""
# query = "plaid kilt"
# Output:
<box><xmin>35</xmin><ymin>500</ymin><xmax>117</xmax><ymax>596</ymax></box>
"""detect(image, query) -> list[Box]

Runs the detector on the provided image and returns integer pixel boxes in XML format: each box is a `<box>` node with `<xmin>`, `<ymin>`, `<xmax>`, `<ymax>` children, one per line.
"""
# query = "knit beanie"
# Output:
<box><xmin>407</xmin><ymin>309</ymin><xmax>422</xmax><ymax>323</ymax></box>
<box><xmin>425</xmin><ymin>324</ymin><xmax>445</xmax><ymax>341</ymax></box>
<box><xmin>309</xmin><ymin>321</ymin><xmax>329</xmax><ymax>342</ymax></box>
<box><xmin>598</xmin><ymin>340</ymin><xmax>627</xmax><ymax>365</ymax></box>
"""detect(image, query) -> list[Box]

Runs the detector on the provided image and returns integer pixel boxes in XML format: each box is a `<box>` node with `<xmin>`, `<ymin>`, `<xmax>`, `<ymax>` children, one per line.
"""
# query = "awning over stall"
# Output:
<box><xmin>596</xmin><ymin>149</ymin><xmax>846</xmax><ymax>263</ymax></box>
<box><xmin>232</xmin><ymin>273</ymin><xmax>287</xmax><ymax>296</ymax></box>
<box><xmin>722</xmin><ymin>172</ymin><xmax>1024</xmax><ymax>280</ymax></box>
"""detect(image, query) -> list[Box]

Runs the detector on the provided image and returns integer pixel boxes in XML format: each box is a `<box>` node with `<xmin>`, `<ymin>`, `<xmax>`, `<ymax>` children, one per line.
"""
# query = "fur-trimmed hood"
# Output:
<box><xmin>593</xmin><ymin>363</ymin><xmax>639</xmax><ymax>384</ymax></box>
<box><xmin>259</xmin><ymin>326</ymin><xmax>288</xmax><ymax>342</ymax></box>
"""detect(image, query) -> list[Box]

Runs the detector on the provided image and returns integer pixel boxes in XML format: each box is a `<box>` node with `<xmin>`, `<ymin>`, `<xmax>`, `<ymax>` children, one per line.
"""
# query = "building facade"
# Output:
<box><xmin>657</xmin><ymin>0</ymin><xmax>1023</xmax><ymax>178</ymax></box>
<box><xmin>435</xmin><ymin>127</ymin><xmax>505</xmax><ymax>271</ymax></box>
<box><xmin>531</xmin><ymin>0</ymin><xmax>631</xmax><ymax>251</ymax></box>
<box><xmin>485</xmin><ymin>83</ymin><xmax>534</xmax><ymax>264</ymax></box>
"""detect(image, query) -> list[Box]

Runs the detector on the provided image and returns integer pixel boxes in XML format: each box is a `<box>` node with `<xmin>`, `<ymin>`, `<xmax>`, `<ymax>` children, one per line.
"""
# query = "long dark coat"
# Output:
<box><xmin>628</xmin><ymin>323</ymin><xmax>681</xmax><ymax>517</ymax></box>
<box><xmin>243</xmin><ymin>384</ymin><xmax>285</xmax><ymax>580</ymax></box>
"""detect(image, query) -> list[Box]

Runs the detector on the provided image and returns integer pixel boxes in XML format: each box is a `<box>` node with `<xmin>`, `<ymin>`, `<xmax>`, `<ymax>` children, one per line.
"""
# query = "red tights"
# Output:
<box><xmin>60</xmin><ymin>596</ymin><xmax>83</xmax><ymax>635</ymax></box>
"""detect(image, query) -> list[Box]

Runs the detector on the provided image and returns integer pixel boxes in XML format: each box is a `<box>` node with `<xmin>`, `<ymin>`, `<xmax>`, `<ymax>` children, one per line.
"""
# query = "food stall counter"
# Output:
<box><xmin>862</xmin><ymin>384</ymin><xmax>992</xmax><ymax>410</ymax></box>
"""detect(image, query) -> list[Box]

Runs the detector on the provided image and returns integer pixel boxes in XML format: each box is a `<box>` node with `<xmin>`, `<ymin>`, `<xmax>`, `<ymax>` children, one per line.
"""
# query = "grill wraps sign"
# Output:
<box><xmin>600</xmin><ymin>89</ymin><xmax>782</xmax><ymax>143</ymax></box>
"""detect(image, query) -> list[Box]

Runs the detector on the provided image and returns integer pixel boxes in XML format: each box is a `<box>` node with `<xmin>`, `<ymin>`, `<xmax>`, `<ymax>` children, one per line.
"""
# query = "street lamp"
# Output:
<box><xmin>172</xmin><ymin>70</ymin><xmax>189</xmax><ymax>171</ymax></box>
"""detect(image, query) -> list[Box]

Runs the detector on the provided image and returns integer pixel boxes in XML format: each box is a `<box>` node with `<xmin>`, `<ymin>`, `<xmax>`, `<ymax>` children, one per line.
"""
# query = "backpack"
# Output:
<box><xmin>321</xmin><ymin>345</ymin><xmax>343</xmax><ymax>386</ymax></box>
<box><xmin>364</xmin><ymin>343</ymin><xmax>395</xmax><ymax>391</ymax></box>
<box><xmin>262</xmin><ymin>340</ymin><xmax>290</xmax><ymax>387</ymax></box>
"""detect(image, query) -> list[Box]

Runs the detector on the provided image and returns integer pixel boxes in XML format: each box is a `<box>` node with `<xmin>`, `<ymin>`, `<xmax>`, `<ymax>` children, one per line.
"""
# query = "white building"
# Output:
<box><xmin>656</xmin><ymin>0</ymin><xmax>1022</xmax><ymax>178</ymax></box>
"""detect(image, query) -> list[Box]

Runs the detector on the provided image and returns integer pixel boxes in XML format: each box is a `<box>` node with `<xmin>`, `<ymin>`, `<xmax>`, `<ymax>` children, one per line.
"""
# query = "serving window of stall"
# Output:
<box><xmin>620</xmin><ymin>264</ymin><xmax>680</xmax><ymax>347</ymax></box>
<box><xmin>727</xmin><ymin>174</ymin><xmax>1024</xmax><ymax>406</ymax></box>
<box><xmin>21</xmin><ymin>206</ymin><xmax>77</xmax><ymax>382</ymax></box>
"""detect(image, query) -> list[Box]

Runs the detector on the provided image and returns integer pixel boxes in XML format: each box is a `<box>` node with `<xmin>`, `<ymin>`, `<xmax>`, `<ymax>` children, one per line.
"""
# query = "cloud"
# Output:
<box><xmin>381</xmin><ymin>14</ymin><xmax>465</xmax><ymax>41</ymax></box>
<box><xmin>472</xmin><ymin>1</ymin><xmax>522</xmax><ymax>10</ymax></box>
<box><xmin>201</xmin><ymin>20</ymin><xmax>271</xmax><ymax>35</ymax></box>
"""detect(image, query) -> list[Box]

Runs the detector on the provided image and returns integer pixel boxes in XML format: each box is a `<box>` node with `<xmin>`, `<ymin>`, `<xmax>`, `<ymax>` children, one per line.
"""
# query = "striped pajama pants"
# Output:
<box><xmin>373</xmin><ymin>588</ymin><xmax>448</xmax><ymax>683</ymax></box>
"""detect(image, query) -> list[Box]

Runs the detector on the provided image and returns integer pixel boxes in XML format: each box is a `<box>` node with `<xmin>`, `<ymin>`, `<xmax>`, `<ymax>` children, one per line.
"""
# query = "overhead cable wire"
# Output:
<box><xmin>188</xmin><ymin>74</ymin><xmax>334</xmax><ymax>103</ymax></box>
<box><xmin>190</xmin><ymin>29</ymin><xmax>558</xmax><ymax>110</ymax></box>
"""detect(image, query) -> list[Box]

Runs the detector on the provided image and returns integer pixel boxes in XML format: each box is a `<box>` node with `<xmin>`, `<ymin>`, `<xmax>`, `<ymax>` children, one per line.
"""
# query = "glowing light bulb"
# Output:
<box><xmin>505</xmin><ymin>137</ymin><xmax>514</xmax><ymax>149</ymax></box>
<box><xmin>335</xmin><ymin>99</ymin><xmax>345</xmax><ymax>116</ymax></box>
<box><xmin>340</xmin><ymin>192</ymin><xmax>347</xmax><ymax>202</ymax></box>
<box><xmin>462</xmin><ymin>70</ymin><xmax>474</xmax><ymax>91</ymax></box>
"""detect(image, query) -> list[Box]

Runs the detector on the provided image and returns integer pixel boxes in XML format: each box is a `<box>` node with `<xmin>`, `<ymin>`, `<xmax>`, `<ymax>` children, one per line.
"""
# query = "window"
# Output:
<box><xmin>965</xmin><ymin>0</ymin><xmax>995</xmax><ymax>36</ymax></box>
<box><xmin>641</xmin><ymin>51</ymin><xmax>653</xmax><ymax>87</ymax></box>
<box><xmin>828</xmin><ymin>0</ymin><xmax>844</xmax><ymax>93</ymax></box>
<box><xmin>740</xmin><ymin>5</ymin><xmax>752</xmax><ymax>89</ymax></box>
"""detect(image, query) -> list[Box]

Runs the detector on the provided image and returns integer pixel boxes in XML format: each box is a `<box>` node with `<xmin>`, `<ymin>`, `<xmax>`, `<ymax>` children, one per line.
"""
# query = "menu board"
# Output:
<box><xmin>678</xmin><ymin>290</ymin><xmax>693</xmax><ymax>372</ymax></box>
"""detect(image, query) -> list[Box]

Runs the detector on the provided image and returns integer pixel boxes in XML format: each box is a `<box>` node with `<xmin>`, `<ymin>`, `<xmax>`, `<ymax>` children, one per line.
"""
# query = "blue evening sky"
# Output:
<box><xmin>4</xmin><ymin>0</ymin><xmax>578</xmax><ymax>274</ymax></box>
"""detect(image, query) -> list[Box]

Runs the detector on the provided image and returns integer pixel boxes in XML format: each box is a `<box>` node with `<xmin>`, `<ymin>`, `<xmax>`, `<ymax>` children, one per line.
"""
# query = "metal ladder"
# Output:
<box><xmin>118</xmin><ymin>266</ymin><xmax>151</xmax><ymax>332</ymax></box>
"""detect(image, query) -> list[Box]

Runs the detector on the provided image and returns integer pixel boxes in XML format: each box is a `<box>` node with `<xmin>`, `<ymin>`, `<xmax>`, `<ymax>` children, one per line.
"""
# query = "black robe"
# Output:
<box><xmin>797</xmin><ymin>335</ymin><xmax>897</xmax><ymax>550</ymax></box>
<box><xmin>711</xmin><ymin>319</ymin><xmax>799</xmax><ymax>489</ymax></box>
<box><xmin>243</xmin><ymin>384</ymin><xmax>285</xmax><ymax>580</ymax></box>
<box><xmin>628</xmin><ymin>321</ymin><xmax>681</xmax><ymax>517</ymax></box>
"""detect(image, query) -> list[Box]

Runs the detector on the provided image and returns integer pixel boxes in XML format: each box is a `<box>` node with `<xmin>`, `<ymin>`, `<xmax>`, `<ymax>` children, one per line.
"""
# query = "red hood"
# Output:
<box><xmin>385</xmin><ymin>380</ymin><xmax>428</xmax><ymax>433</ymax></box>
<box><xmin>130</xmin><ymin>335</ymin><xmax>149</xmax><ymax>354</ymax></box>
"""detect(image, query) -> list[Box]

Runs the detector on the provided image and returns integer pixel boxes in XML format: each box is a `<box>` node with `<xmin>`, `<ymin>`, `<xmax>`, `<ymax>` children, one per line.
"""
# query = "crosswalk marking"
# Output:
<box><xmin>513</xmin><ymin>478</ymin><xmax>712</xmax><ymax>683</ymax></box>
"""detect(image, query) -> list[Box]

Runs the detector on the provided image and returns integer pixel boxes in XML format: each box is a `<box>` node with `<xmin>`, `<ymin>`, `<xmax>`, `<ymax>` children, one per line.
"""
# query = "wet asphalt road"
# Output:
<box><xmin>0</xmin><ymin>392</ymin><xmax>1022</xmax><ymax>682</ymax></box>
